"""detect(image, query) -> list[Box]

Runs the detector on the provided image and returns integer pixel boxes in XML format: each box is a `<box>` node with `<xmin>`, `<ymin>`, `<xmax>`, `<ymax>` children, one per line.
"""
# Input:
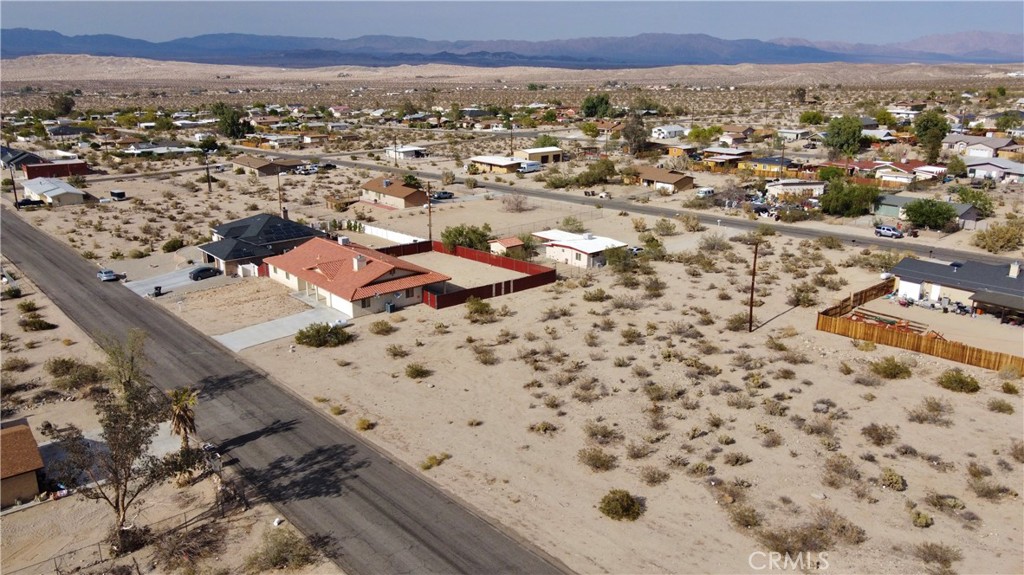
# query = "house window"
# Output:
<box><xmin>574</xmin><ymin>253</ymin><xmax>582</xmax><ymax>261</ymax></box>
<box><xmin>361</xmin><ymin>299</ymin><xmax>370</xmax><ymax>309</ymax></box>
<box><xmin>284</xmin><ymin>271</ymin><xmax>291</xmax><ymax>280</ymax></box>
<box><xmin>405</xmin><ymin>288</ymin><xmax>414</xmax><ymax>298</ymax></box>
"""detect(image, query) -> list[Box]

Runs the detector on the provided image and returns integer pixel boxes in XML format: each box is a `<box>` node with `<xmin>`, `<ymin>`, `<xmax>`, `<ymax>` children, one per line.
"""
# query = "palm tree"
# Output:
<box><xmin>168</xmin><ymin>387</ymin><xmax>198</xmax><ymax>452</ymax></box>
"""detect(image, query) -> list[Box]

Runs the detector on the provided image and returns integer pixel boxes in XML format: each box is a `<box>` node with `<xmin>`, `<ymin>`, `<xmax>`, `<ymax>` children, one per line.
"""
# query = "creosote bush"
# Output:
<box><xmin>420</xmin><ymin>452</ymin><xmax>452</xmax><ymax>470</ymax></box>
<box><xmin>861</xmin><ymin>423</ymin><xmax>897</xmax><ymax>447</ymax></box>
<box><xmin>935</xmin><ymin>368</ymin><xmax>980</xmax><ymax>393</ymax></box>
<box><xmin>242</xmin><ymin>529</ymin><xmax>317</xmax><ymax>574</ymax></box>
<box><xmin>913</xmin><ymin>542</ymin><xmax>962</xmax><ymax>569</ymax></box>
<box><xmin>295</xmin><ymin>323</ymin><xmax>355</xmax><ymax>347</ymax></box>
<box><xmin>907</xmin><ymin>396</ymin><xmax>954</xmax><ymax>426</ymax></box>
<box><xmin>879</xmin><ymin>467</ymin><xmax>907</xmax><ymax>491</ymax></box>
<box><xmin>368</xmin><ymin>320</ymin><xmax>396</xmax><ymax>335</ymax></box>
<box><xmin>869</xmin><ymin>356</ymin><xmax>912</xmax><ymax>379</ymax></box>
<box><xmin>578</xmin><ymin>447</ymin><xmax>618</xmax><ymax>471</ymax></box>
<box><xmin>598</xmin><ymin>489</ymin><xmax>645</xmax><ymax>521</ymax></box>
<box><xmin>987</xmin><ymin>398</ymin><xmax>1014</xmax><ymax>414</ymax></box>
<box><xmin>405</xmin><ymin>363</ymin><xmax>432</xmax><ymax>379</ymax></box>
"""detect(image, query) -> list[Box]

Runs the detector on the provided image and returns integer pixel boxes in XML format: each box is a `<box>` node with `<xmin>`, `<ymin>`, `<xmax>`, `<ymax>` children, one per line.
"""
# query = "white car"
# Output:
<box><xmin>97</xmin><ymin>269</ymin><xmax>118</xmax><ymax>282</ymax></box>
<box><xmin>696</xmin><ymin>187</ymin><xmax>715</xmax><ymax>198</ymax></box>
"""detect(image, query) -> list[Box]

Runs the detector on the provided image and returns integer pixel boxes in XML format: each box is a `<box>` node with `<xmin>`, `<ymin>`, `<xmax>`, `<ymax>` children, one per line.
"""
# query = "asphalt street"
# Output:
<box><xmin>1</xmin><ymin>207</ymin><xmax>568</xmax><ymax>575</ymax></box>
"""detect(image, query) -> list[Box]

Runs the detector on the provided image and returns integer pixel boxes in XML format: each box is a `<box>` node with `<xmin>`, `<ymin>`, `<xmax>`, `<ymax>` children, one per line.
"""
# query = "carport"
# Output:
<box><xmin>969</xmin><ymin>291</ymin><xmax>1024</xmax><ymax>325</ymax></box>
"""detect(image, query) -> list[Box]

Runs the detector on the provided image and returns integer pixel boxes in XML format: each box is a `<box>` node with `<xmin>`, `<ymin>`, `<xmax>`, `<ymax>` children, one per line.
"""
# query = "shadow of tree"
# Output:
<box><xmin>242</xmin><ymin>443</ymin><xmax>368</xmax><ymax>503</ymax></box>
<box><xmin>216</xmin><ymin>418</ymin><xmax>299</xmax><ymax>455</ymax></box>
<box><xmin>196</xmin><ymin>369</ymin><xmax>263</xmax><ymax>401</ymax></box>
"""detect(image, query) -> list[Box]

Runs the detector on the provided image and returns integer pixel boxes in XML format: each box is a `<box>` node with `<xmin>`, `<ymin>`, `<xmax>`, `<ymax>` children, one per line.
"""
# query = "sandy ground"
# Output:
<box><xmin>4</xmin><ymin>160</ymin><xmax>1023</xmax><ymax>574</ymax></box>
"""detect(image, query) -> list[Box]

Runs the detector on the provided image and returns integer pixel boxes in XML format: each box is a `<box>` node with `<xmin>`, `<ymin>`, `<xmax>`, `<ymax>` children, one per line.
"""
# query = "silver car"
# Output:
<box><xmin>97</xmin><ymin>269</ymin><xmax>119</xmax><ymax>282</ymax></box>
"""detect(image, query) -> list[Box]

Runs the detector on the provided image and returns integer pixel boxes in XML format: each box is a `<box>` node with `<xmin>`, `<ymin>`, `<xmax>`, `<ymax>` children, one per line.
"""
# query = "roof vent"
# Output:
<box><xmin>382</xmin><ymin>179</ymin><xmax>390</xmax><ymax>187</ymax></box>
<box><xmin>338</xmin><ymin>236</ymin><xmax>350</xmax><ymax>246</ymax></box>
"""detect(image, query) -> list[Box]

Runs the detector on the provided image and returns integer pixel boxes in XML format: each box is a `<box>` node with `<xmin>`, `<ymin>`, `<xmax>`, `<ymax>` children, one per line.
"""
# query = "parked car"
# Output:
<box><xmin>628</xmin><ymin>246</ymin><xmax>645</xmax><ymax>256</ymax></box>
<box><xmin>431</xmin><ymin>191</ymin><xmax>455</xmax><ymax>200</ymax></box>
<box><xmin>802</xmin><ymin>142</ymin><xmax>817</xmax><ymax>149</ymax></box>
<box><xmin>874</xmin><ymin>225</ymin><xmax>904</xmax><ymax>239</ymax></box>
<box><xmin>189</xmin><ymin>266</ymin><xmax>222</xmax><ymax>281</ymax></box>
<box><xmin>97</xmin><ymin>269</ymin><xmax>119</xmax><ymax>282</ymax></box>
<box><xmin>696</xmin><ymin>187</ymin><xmax>715</xmax><ymax>198</ymax></box>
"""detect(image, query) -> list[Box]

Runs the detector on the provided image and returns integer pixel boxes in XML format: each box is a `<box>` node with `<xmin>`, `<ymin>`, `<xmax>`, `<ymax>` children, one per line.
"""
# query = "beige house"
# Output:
<box><xmin>532</xmin><ymin>229</ymin><xmax>627</xmax><ymax>269</ymax></box>
<box><xmin>629</xmin><ymin>166</ymin><xmax>694</xmax><ymax>193</ymax></box>
<box><xmin>360</xmin><ymin>176</ymin><xmax>429</xmax><ymax>209</ymax></box>
<box><xmin>264</xmin><ymin>237</ymin><xmax>450</xmax><ymax>318</ymax></box>
<box><xmin>20</xmin><ymin>178</ymin><xmax>85</xmax><ymax>207</ymax></box>
<box><xmin>488</xmin><ymin>236</ymin><xmax>526</xmax><ymax>258</ymax></box>
<box><xmin>1</xmin><ymin>422</ymin><xmax>44</xmax><ymax>508</ymax></box>
<box><xmin>514</xmin><ymin>147</ymin><xmax>564</xmax><ymax>164</ymax></box>
<box><xmin>230</xmin><ymin>154</ymin><xmax>299</xmax><ymax>177</ymax></box>
<box><xmin>468</xmin><ymin>155</ymin><xmax>522</xmax><ymax>174</ymax></box>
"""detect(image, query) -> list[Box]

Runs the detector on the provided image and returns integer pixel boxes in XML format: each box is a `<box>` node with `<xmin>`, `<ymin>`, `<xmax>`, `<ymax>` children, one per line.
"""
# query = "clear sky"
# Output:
<box><xmin>1</xmin><ymin>1</ymin><xmax>1021</xmax><ymax>44</ymax></box>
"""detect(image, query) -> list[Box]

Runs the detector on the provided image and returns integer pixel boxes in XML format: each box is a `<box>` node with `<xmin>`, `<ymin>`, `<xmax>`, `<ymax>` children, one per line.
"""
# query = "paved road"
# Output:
<box><xmin>1</xmin><ymin>208</ymin><xmax>568</xmax><ymax>575</ymax></box>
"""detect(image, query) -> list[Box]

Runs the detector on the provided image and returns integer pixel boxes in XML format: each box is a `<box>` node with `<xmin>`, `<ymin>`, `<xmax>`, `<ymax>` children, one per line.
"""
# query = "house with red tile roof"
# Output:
<box><xmin>487</xmin><ymin>236</ymin><xmax>525</xmax><ymax>258</ymax></box>
<box><xmin>1</xmin><ymin>421</ymin><xmax>45</xmax><ymax>507</ymax></box>
<box><xmin>360</xmin><ymin>176</ymin><xmax>429</xmax><ymax>209</ymax></box>
<box><xmin>263</xmin><ymin>237</ymin><xmax>451</xmax><ymax>317</ymax></box>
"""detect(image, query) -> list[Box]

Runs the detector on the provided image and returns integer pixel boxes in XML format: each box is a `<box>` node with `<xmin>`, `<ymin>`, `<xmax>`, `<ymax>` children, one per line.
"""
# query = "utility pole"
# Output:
<box><xmin>393</xmin><ymin>132</ymin><xmax>399</xmax><ymax>167</ymax></box>
<box><xmin>426</xmin><ymin>181</ymin><xmax>433</xmax><ymax>243</ymax></box>
<box><xmin>276</xmin><ymin>170</ymin><xmax>283</xmax><ymax>216</ymax></box>
<box><xmin>748</xmin><ymin>240</ymin><xmax>760</xmax><ymax>333</ymax></box>
<box><xmin>204</xmin><ymin>151</ymin><xmax>213</xmax><ymax>194</ymax></box>
<box><xmin>509</xmin><ymin>122</ymin><xmax>514</xmax><ymax>156</ymax></box>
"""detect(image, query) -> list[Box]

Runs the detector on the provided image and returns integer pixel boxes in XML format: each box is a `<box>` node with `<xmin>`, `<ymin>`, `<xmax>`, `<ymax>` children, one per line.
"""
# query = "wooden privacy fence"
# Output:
<box><xmin>817</xmin><ymin>278</ymin><xmax>1024</xmax><ymax>372</ymax></box>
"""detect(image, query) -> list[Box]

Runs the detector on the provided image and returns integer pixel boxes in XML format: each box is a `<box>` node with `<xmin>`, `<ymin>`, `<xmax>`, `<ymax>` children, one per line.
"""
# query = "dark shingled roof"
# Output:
<box><xmin>199</xmin><ymin>213</ymin><xmax>325</xmax><ymax>262</ymax></box>
<box><xmin>892</xmin><ymin>258</ymin><xmax>1024</xmax><ymax>301</ymax></box>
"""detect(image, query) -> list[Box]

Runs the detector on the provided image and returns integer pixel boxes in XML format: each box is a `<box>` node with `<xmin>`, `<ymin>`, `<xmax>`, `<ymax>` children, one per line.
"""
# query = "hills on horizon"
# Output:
<box><xmin>1</xmin><ymin>28</ymin><xmax>1021</xmax><ymax>69</ymax></box>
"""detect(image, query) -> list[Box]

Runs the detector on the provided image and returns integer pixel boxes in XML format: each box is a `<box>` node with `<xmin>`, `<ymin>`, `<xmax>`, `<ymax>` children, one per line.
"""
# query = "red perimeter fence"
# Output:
<box><xmin>377</xmin><ymin>241</ymin><xmax>557</xmax><ymax>310</ymax></box>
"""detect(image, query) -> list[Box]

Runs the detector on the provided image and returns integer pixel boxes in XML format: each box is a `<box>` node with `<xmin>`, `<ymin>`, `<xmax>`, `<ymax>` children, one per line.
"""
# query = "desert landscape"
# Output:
<box><xmin>2</xmin><ymin>55</ymin><xmax>1023</xmax><ymax>575</ymax></box>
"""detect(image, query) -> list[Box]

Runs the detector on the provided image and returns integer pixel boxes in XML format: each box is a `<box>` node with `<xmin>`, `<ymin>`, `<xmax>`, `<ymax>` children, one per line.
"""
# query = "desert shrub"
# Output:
<box><xmin>913</xmin><ymin>542</ymin><xmax>963</xmax><ymax>569</ymax></box>
<box><xmin>968</xmin><ymin>477</ymin><xmax>1016</xmax><ymax>500</ymax></box>
<box><xmin>822</xmin><ymin>454</ymin><xmax>860</xmax><ymax>488</ymax></box>
<box><xmin>756</xmin><ymin>506</ymin><xmax>864</xmax><ymax>555</ymax></box>
<box><xmin>368</xmin><ymin>320</ymin><xmax>396</xmax><ymax>335</ymax></box>
<box><xmin>879</xmin><ymin>467</ymin><xmax>907</xmax><ymax>491</ymax></box>
<box><xmin>762</xmin><ymin>399</ymin><xmax>789</xmax><ymax>417</ymax></box>
<box><xmin>578</xmin><ymin>447</ymin><xmax>618</xmax><ymax>471</ymax></box>
<box><xmin>987</xmin><ymin>398</ymin><xmax>1014</xmax><ymax>414</ymax></box>
<box><xmin>128</xmin><ymin>249</ymin><xmax>147</xmax><ymax>259</ymax></box>
<box><xmin>786</xmin><ymin>281</ymin><xmax>819</xmax><ymax>307</ymax></box>
<box><xmin>620</xmin><ymin>327</ymin><xmax>643</xmax><ymax>345</ymax></box>
<box><xmin>464</xmin><ymin>296</ymin><xmax>497</xmax><ymax>324</ymax></box>
<box><xmin>924</xmin><ymin>492</ymin><xmax>965</xmax><ymax>513</ymax></box>
<box><xmin>723</xmin><ymin>452</ymin><xmax>751</xmax><ymax>466</ymax></box>
<box><xmin>687</xmin><ymin>462</ymin><xmax>714</xmax><ymax>476</ymax></box>
<box><xmin>639</xmin><ymin>466</ymin><xmax>670</xmax><ymax>486</ymax></box>
<box><xmin>16</xmin><ymin>300</ymin><xmax>38</xmax><ymax>313</ymax></box>
<box><xmin>529</xmin><ymin>421</ymin><xmax>558</xmax><ymax>435</ymax></box>
<box><xmin>599</xmin><ymin>489</ymin><xmax>645</xmax><ymax>521</ymax></box>
<box><xmin>907</xmin><ymin>396</ymin><xmax>954</xmax><ymax>426</ymax></box>
<box><xmin>18</xmin><ymin>314</ymin><xmax>56</xmax><ymax>331</ymax></box>
<box><xmin>725</xmin><ymin>312</ymin><xmax>752</xmax><ymax>332</ymax></box>
<box><xmin>419</xmin><ymin>452</ymin><xmax>451</xmax><ymax>470</ymax></box>
<box><xmin>295</xmin><ymin>323</ymin><xmax>355</xmax><ymax>347</ymax></box>
<box><xmin>473</xmin><ymin>345</ymin><xmax>499</xmax><ymax>365</ymax></box>
<box><xmin>583</xmin><ymin>421</ymin><xmax>623</xmax><ymax>445</ymax></box>
<box><xmin>582</xmin><ymin>288</ymin><xmax>608</xmax><ymax>302</ymax></box>
<box><xmin>698</xmin><ymin>232</ymin><xmax>732</xmax><ymax>252</ymax></box>
<box><xmin>355</xmin><ymin>418</ymin><xmax>375</xmax><ymax>431</ymax></box>
<box><xmin>861</xmin><ymin>423</ymin><xmax>897</xmax><ymax>447</ymax></box>
<box><xmin>1002</xmin><ymin>381</ymin><xmax>1020</xmax><ymax>395</ymax></box>
<box><xmin>385</xmin><ymin>344</ymin><xmax>409</xmax><ymax>358</ymax></box>
<box><xmin>154</xmin><ymin>521</ymin><xmax>226</xmax><ymax>571</ymax></box>
<box><xmin>161</xmin><ymin>237</ymin><xmax>186</xmax><ymax>253</ymax></box>
<box><xmin>242</xmin><ymin>529</ymin><xmax>317</xmax><ymax>574</ymax></box>
<box><xmin>935</xmin><ymin>368</ymin><xmax>979</xmax><ymax>393</ymax></box>
<box><xmin>405</xmin><ymin>363</ymin><xmax>432</xmax><ymax>378</ymax></box>
<box><xmin>816</xmin><ymin>235</ymin><xmax>844</xmax><ymax>249</ymax></box>
<box><xmin>45</xmin><ymin>357</ymin><xmax>103</xmax><ymax>391</ymax></box>
<box><xmin>1</xmin><ymin>286</ymin><xmax>23</xmax><ymax>300</ymax></box>
<box><xmin>761</xmin><ymin>431</ymin><xmax>783</xmax><ymax>448</ymax></box>
<box><xmin>727</xmin><ymin>394</ymin><xmax>756</xmax><ymax>410</ymax></box>
<box><xmin>869</xmin><ymin>356</ymin><xmax>911</xmax><ymax>379</ymax></box>
<box><xmin>971</xmin><ymin>219</ymin><xmax>1024</xmax><ymax>253</ymax></box>
<box><xmin>627</xmin><ymin>442</ymin><xmax>655</xmax><ymax>459</ymax></box>
<box><xmin>730</xmin><ymin>505</ymin><xmax>763</xmax><ymax>528</ymax></box>
<box><xmin>1</xmin><ymin>356</ymin><xmax>31</xmax><ymax>372</ymax></box>
<box><xmin>802</xmin><ymin>416</ymin><xmax>834</xmax><ymax>437</ymax></box>
<box><xmin>1011</xmin><ymin>440</ymin><xmax>1024</xmax><ymax>463</ymax></box>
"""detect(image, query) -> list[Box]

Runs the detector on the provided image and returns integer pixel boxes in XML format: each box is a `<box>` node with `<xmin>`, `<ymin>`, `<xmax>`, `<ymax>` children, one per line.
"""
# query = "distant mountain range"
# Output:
<box><xmin>1</xmin><ymin>28</ymin><xmax>1021</xmax><ymax>68</ymax></box>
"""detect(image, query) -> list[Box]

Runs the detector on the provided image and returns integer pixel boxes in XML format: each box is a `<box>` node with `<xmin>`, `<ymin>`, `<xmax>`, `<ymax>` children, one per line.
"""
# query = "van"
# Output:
<box><xmin>517</xmin><ymin>161</ymin><xmax>542</xmax><ymax>174</ymax></box>
<box><xmin>696</xmin><ymin>187</ymin><xmax>715</xmax><ymax>198</ymax></box>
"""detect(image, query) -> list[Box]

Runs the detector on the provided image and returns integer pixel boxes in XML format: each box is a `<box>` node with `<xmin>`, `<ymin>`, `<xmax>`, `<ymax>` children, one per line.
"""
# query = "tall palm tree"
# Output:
<box><xmin>168</xmin><ymin>387</ymin><xmax>198</xmax><ymax>452</ymax></box>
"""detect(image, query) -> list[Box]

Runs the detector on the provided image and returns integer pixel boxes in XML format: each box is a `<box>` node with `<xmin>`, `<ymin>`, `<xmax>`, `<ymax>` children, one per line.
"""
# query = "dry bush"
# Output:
<box><xmin>987</xmin><ymin>398</ymin><xmax>1014</xmax><ymax>414</ymax></box>
<box><xmin>723</xmin><ymin>452</ymin><xmax>752</xmax><ymax>466</ymax></box>
<box><xmin>583</xmin><ymin>420</ymin><xmax>624</xmax><ymax>445</ymax></box>
<box><xmin>385</xmin><ymin>344</ymin><xmax>409</xmax><ymax>358</ymax></box>
<box><xmin>923</xmin><ymin>492</ymin><xmax>965</xmax><ymax>513</ymax></box>
<box><xmin>242</xmin><ymin>529</ymin><xmax>318</xmax><ymax>574</ymax></box>
<box><xmin>935</xmin><ymin>368</ymin><xmax>980</xmax><ymax>393</ymax></box>
<box><xmin>368</xmin><ymin>319</ymin><xmax>396</xmax><ymax>335</ymax></box>
<box><xmin>869</xmin><ymin>356</ymin><xmax>912</xmax><ymax>379</ymax></box>
<box><xmin>627</xmin><ymin>442</ymin><xmax>656</xmax><ymax>459</ymax></box>
<box><xmin>599</xmin><ymin>489</ymin><xmax>645</xmax><ymax>521</ymax></box>
<box><xmin>639</xmin><ymin>466</ymin><xmax>670</xmax><ymax>486</ymax></box>
<box><xmin>405</xmin><ymin>363</ymin><xmax>432</xmax><ymax>379</ymax></box>
<box><xmin>861</xmin><ymin>423</ymin><xmax>898</xmax><ymax>446</ymax></box>
<box><xmin>528</xmin><ymin>421</ymin><xmax>559</xmax><ymax>435</ymax></box>
<box><xmin>154</xmin><ymin>521</ymin><xmax>226</xmax><ymax>571</ymax></box>
<box><xmin>578</xmin><ymin>447</ymin><xmax>618</xmax><ymax>471</ymax></box>
<box><xmin>913</xmin><ymin>542</ymin><xmax>963</xmax><ymax>569</ymax></box>
<box><xmin>907</xmin><ymin>396</ymin><xmax>954</xmax><ymax>426</ymax></box>
<box><xmin>761</xmin><ymin>431</ymin><xmax>784</xmax><ymax>448</ymax></box>
<box><xmin>968</xmin><ymin>477</ymin><xmax>1017</xmax><ymax>500</ymax></box>
<box><xmin>420</xmin><ymin>452</ymin><xmax>452</xmax><ymax>470</ymax></box>
<box><xmin>879</xmin><ymin>467</ymin><xmax>907</xmax><ymax>491</ymax></box>
<box><xmin>756</xmin><ymin>506</ymin><xmax>865</xmax><ymax>555</ymax></box>
<box><xmin>823</xmin><ymin>454</ymin><xmax>861</xmax><ymax>488</ymax></box>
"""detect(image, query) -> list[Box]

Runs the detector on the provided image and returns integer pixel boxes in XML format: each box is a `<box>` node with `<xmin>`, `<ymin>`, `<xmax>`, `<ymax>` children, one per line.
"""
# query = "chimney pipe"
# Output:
<box><xmin>281</xmin><ymin>206</ymin><xmax>289</xmax><ymax>221</ymax></box>
<box><xmin>353</xmin><ymin>254</ymin><xmax>366</xmax><ymax>272</ymax></box>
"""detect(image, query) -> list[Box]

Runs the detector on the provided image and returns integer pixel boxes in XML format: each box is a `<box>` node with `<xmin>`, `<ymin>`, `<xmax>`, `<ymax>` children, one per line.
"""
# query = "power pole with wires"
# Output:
<box><xmin>748</xmin><ymin>240</ymin><xmax>761</xmax><ymax>333</ymax></box>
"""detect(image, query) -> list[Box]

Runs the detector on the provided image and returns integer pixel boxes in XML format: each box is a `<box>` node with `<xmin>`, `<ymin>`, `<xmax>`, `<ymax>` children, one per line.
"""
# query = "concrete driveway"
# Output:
<box><xmin>125</xmin><ymin>266</ymin><xmax>205</xmax><ymax>296</ymax></box>
<box><xmin>213</xmin><ymin>307</ymin><xmax>350</xmax><ymax>352</ymax></box>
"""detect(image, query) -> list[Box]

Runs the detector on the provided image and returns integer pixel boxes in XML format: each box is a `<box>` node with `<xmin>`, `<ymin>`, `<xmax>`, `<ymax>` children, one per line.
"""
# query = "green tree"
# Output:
<box><xmin>818</xmin><ymin>166</ymin><xmax>847</xmax><ymax>183</ymax></box>
<box><xmin>50</xmin><ymin>93</ymin><xmax>75</xmax><ymax>116</ymax></box>
<box><xmin>621</xmin><ymin>113</ymin><xmax>647</xmax><ymax>156</ymax></box>
<box><xmin>819</xmin><ymin>181</ymin><xmax>880</xmax><ymax>217</ymax></box>
<box><xmin>215</xmin><ymin>106</ymin><xmax>248</xmax><ymax>139</ymax></box>
<box><xmin>154</xmin><ymin>117</ymin><xmax>175</xmax><ymax>132</ymax></box>
<box><xmin>913</xmin><ymin>110</ymin><xmax>950</xmax><ymax>164</ymax></box>
<box><xmin>945</xmin><ymin>156</ymin><xmax>967</xmax><ymax>177</ymax></box>
<box><xmin>823</xmin><ymin>115</ymin><xmax>863</xmax><ymax>161</ymax></box>
<box><xmin>904</xmin><ymin>199</ymin><xmax>958</xmax><ymax>230</ymax></box>
<box><xmin>168</xmin><ymin>387</ymin><xmax>198</xmax><ymax>452</ymax></box>
<box><xmin>402</xmin><ymin>174</ymin><xmax>422</xmax><ymax>189</ymax></box>
<box><xmin>799</xmin><ymin>110</ymin><xmax>825</xmax><ymax>125</ymax></box>
<box><xmin>581</xmin><ymin>94</ymin><xmax>612</xmax><ymax>118</ymax></box>
<box><xmin>41</xmin><ymin>330</ymin><xmax>175</xmax><ymax>552</ymax></box>
<box><xmin>441</xmin><ymin>223</ymin><xmax>492</xmax><ymax>252</ymax></box>
<box><xmin>996</xmin><ymin>114</ymin><xmax>1022</xmax><ymax>132</ymax></box>
<box><xmin>688</xmin><ymin>125</ymin><xmax>723</xmax><ymax>146</ymax></box>
<box><xmin>580</xmin><ymin>122</ymin><xmax>600</xmax><ymax>138</ymax></box>
<box><xmin>198</xmin><ymin>136</ymin><xmax>220</xmax><ymax>153</ymax></box>
<box><xmin>534</xmin><ymin>134</ymin><xmax>560</xmax><ymax>148</ymax></box>
<box><xmin>874</xmin><ymin>109</ymin><xmax>897</xmax><ymax>128</ymax></box>
<box><xmin>541</xmin><ymin>109</ymin><xmax>558</xmax><ymax>123</ymax></box>
<box><xmin>793</xmin><ymin>87</ymin><xmax>807</xmax><ymax>103</ymax></box>
<box><xmin>953</xmin><ymin>186</ymin><xmax>994</xmax><ymax>217</ymax></box>
<box><xmin>575</xmin><ymin>158</ymin><xmax>617</xmax><ymax>187</ymax></box>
